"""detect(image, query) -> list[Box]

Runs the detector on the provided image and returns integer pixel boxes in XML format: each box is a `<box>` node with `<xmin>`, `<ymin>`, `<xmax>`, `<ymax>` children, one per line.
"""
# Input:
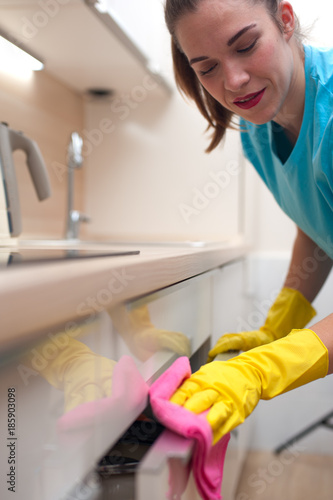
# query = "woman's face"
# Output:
<box><xmin>175</xmin><ymin>0</ymin><xmax>301</xmax><ymax>126</ymax></box>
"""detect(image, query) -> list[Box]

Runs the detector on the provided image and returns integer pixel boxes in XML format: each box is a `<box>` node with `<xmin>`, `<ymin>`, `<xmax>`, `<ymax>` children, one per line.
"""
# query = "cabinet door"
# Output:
<box><xmin>0</xmin><ymin>314</ymin><xmax>148</xmax><ymax>500</ymax></box>
<box><xmin>0</xmin><ymin>272</ymin><xmax>213</xmax><ymax>500</ymax></box>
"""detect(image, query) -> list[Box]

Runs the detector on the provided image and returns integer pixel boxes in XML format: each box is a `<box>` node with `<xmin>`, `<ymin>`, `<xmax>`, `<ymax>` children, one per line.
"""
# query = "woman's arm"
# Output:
<box><xmin>207</xmin><ymin>227</ymin><xmax>331</xmax><ymax>358</ymax></box>
<box><xmin>284</xmin><ymin>227</ymin><xmax>333</xmax><ymax>372</ymax></box>
<box><xmin>168</xmin><ymin>231</ymin><xmax>333</xmax><ymax>444</ymax></box>
<box><xmin>170</xmin><ymin>327</ymin><xmax>330</xmax><ymax>443</ymax></box>
<box><xmin>284</xmin><ymin>226</ymin><xmax>333</xmax><ymax>303</ymax></box>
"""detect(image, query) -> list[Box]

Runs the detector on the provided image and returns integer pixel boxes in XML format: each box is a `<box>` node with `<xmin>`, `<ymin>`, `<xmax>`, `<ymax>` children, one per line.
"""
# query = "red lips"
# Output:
<box><xmin>234</xmin><ymin>88</ymin><xmax>266</xmax><ymax>110</ymax></box>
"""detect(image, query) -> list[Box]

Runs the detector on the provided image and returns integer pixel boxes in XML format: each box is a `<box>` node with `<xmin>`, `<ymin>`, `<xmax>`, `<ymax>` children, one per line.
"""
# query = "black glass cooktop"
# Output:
<box><xmin>0</xmin><ymin>247</ymin><xmax>140</xmax><ymax>268</ymax></box>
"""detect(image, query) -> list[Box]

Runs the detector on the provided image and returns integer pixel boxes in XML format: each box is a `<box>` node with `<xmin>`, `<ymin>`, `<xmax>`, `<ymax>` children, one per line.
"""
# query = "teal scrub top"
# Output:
<box><xmin>240</xmin><ymin>45</ymin><xmax>333</xmax><ymax>258</ymax></box>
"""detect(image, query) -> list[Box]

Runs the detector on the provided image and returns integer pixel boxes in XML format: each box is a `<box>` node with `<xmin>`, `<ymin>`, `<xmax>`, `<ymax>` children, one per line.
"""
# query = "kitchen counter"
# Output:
<box><xmin>0</xmin><ymin>237</ymin><xmax>249</xmax><ymax>500</ymax></box>
<box><xmin>0</xmin><ymin>236</ymin><xmax>247</xmax><ymax>353</ymax></box>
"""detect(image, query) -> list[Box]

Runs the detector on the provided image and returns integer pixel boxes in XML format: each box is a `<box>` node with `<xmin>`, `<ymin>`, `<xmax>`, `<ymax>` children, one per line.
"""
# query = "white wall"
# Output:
<box><xmin>83</xmin><ymin>89</ymin><xmax>243</xmax><ymax>241</ymax></box>
<box><xmin>292</xmin><ymin>0</ymin><xmax>332</xmax><ymax>48</ymax></box>
<box><xmin>82</xmin><ymin>0</ymin><xmax>245</xmax><ymax>243</ymax></box>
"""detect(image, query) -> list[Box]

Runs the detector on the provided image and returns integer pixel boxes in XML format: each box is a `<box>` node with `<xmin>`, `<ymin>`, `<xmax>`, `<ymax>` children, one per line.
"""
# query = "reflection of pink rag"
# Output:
<box><xmin>150</xmin><ymin>357</ymin><xmax>230</xmax><ymax>500</ymax></box>
<box><xmin>57</xmin><ymin>356</ymin><xmax>149</xmax><ymax>432</ymax></box>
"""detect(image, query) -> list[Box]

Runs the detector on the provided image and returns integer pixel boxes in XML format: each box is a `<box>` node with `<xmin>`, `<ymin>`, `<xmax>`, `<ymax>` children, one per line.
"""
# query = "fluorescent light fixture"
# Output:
<box><xmin>0</xmin><ymin>32</ymin><xmax>44</xmax><ymax>77</ymax></box>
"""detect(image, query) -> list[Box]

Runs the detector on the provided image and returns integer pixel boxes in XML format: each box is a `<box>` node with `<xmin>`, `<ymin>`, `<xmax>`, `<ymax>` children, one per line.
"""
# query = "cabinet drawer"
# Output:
<box><xmin>0</xmin><ymin>338</ymin><xmax>148</xmax><ymax>500</ymax></box>
<box><xmin>0</xmin><ymin>272</ymin><xmax>214</xmax><ymax>500</ymax></box>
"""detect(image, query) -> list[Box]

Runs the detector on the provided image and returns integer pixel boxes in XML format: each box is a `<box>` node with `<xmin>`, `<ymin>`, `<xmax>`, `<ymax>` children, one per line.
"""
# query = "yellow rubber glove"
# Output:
<box><xmin>171</xmin><ymin>329</ymin><xmax>328</xmax><ymax>444</ymax></box>
<box><xmin>109</xmin><ymin>304</ymin><xmax>191</xmax><ymax>361</ymax></box>
<box><xmin>208</xmin><ymin>287</ymin><xmax>316</xmax><ymax>361</ymax></box>
<box><xmin>26</xmin><ymin>336</ymin><xmax>116</xmax><ymax>413</ymax></box>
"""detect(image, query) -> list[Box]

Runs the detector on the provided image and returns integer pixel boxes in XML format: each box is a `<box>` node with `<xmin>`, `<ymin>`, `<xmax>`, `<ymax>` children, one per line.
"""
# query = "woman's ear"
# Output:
<box><xmin>279</xmin><ymin>1</ymin><xmax>295</xmax><ymax>41</ymax></box>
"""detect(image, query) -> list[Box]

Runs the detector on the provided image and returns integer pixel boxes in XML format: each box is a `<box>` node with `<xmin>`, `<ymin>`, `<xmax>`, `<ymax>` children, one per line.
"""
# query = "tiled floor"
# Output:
<box><xmin>234</xmin><ymin>450</ymin><xmax>333</xmax><ymax>500</ymax></box>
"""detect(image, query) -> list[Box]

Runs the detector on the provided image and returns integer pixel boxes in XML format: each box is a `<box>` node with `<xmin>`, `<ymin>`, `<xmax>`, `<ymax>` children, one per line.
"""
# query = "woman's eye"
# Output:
<box><xmin>199</xmin><ymin>64</ymin><xmax>217</xmax><ymax>76</ymax></box>
<box><xmin>237</xmin><ymin>39</ymin><xmax>258</xmax><ymax>54</ymax></box>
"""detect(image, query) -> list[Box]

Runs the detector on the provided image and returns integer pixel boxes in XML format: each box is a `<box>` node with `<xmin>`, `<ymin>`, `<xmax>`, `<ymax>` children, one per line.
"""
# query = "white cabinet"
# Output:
<box><xmin>0</xmin><ymin>258</ymin><xmax>252</xmax><ymax>500</ymax></box>
<box><xmin>87</xmin><ymin>0</ymin><xmax>171</xmax><ymax>79</ymax></box>
<box><xmin>0</xmin><ymin>0</ymin><xmax>171</xmax><ymax>95</ymax></box>
<box><xmin>0</xmin><ymin>272</ymin><xmax>213</xmax><ymax>500</ymax></box>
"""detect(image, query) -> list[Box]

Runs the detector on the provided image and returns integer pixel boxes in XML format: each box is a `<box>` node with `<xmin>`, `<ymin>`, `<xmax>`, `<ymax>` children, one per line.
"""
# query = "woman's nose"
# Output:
<box><xmin>223</xmin><ymin>61</ymin><xmax>250</xmax><ymax>92</ymax></box>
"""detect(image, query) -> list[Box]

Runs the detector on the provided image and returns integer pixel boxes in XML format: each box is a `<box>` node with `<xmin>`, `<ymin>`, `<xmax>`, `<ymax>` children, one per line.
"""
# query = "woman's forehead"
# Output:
<box><xmin>175</xmin><ymin>0</ymin><xmax>267</xmax><ymax>55</ymax></box>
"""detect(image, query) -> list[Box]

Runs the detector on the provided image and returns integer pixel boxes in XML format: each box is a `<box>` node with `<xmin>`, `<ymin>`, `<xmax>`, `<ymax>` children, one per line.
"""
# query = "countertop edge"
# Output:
<box><xmin>0</xmin><ymin>237</ymin><xmax>248</xmax><ymax>352</ymax></box>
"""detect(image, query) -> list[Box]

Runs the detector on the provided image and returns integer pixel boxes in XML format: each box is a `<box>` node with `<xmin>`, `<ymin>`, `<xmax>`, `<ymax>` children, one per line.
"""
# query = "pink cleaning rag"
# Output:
<box><xmin>149</xmin><ymin>356</ymin><xmax>230</xmax><ymax>500</ymax></box>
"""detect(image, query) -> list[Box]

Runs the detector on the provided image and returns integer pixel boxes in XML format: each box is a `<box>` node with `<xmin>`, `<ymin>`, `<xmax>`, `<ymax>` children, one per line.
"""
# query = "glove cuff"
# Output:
<box><xmin>283</xmin><ymin>287</ymin><xmax>317</xmax><ymax>322</ymax></box>
<box><xmin>258</xmin><ymin>328</ymin><xmax>329</xmax><ymax>398</ymax></box>
<box><xmin>264</xmin><ymin>287</ymin><xmax>316</xmax><ymax>340</ymax></box>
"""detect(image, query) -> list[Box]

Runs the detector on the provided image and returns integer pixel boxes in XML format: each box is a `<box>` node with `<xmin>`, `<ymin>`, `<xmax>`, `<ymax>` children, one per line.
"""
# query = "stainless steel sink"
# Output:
<box><xmin>17</xmin><ymin>238</ymin><xmax>115</xmax><ymax>249</ymax></box>
<box><xmin>0</xmin><ymin>238</ymin><xmax>233</xmax><ymax>268</ymax></box>
<box><xmin>0</xmin><ymin>240</ymin><xmax>140</xmax><ymax>268</ymax></box>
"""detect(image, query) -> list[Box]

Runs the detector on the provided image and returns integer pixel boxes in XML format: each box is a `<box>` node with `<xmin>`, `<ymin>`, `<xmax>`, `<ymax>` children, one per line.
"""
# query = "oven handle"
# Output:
<box><xmin>140</xmin><ymin>429</ymin><xmax>194</xmax><ymax>471</ymax></box>
<box><xmin>136</xmin><ymin>429</ymin><xmax>195</xmax><ymax>499</ymax></box>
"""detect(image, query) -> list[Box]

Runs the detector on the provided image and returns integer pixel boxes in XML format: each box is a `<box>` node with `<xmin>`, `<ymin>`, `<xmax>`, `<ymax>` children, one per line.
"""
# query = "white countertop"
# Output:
<box><xmin>0</xmin><ymin>237</ymin><xmax>247</xmax><ymax>352</ymax></box>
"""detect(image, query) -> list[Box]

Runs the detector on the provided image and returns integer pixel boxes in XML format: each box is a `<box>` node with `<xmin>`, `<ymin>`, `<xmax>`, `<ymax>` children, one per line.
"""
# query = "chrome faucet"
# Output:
<box><xmin>0</xmin><ymin>122</ymin><xmax>51</xmax><ymax>239</ymax></box>
<box><xmin>65</xmin><ymin>132</ymin><xmax>90</xmax><ymax>239</ymax></box>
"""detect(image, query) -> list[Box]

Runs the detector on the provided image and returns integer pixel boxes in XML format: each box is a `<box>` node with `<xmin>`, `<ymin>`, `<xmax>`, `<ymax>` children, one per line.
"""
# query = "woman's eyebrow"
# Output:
<box><xmin>189</xmin><ymin>23</ymin><xmax>257</xmax><ymax>65</ymax></box>
<box><xmin>227</xmin><ymin>23</ymin><xmax>257</xmax><ymax>46</ymax></box>
<box><xmin>189</xmin><ymin>55</ymin><xmax>209</xmax><ymax>65</ymax></box>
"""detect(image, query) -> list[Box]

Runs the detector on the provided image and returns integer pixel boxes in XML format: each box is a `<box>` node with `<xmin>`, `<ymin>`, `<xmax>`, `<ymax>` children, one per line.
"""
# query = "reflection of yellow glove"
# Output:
<box><xmin>110</xmin><ymin>305</ymin><xmax>191</xmax><ymax>361</ymax></box>
<box><xmin>208</xmin><ymin>287</ymin><xmax>316</xmax><ymax>361</ymax></box>
<box><xmin>171</xmin><ymin>329</ymin><xmax>328</xmax><ymax>444</ymax></box>
<box><xmin>27</xmin><ymin>336</ymin><xmax>116</xmax><ymax>413</ymax></box>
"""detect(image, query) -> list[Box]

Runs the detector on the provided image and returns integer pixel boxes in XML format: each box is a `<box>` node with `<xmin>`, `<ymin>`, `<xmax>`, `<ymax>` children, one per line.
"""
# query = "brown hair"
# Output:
<box><xmin>164</xmin><ymin>0</ymin><xmax>303</xmax><ymax>152</ymax></box>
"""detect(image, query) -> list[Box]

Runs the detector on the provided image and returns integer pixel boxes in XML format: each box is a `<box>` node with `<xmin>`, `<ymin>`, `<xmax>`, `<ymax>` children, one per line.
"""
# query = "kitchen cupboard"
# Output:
<box><xmin>0</xmin><ymin>272</ymin><xmax>210</xmax><ymax>500</ymax></box>
<box><xmin>96</xmin><ymin>0</ymin><xmax>168</xmax><ymax>63</ymax></box>
<box><xmin>0</xmin><ymin>0</ymin><xmax>171</xmax><ymax>96</ymax></box>
<box><xmin>0</xmin><ymin>248</ymin><xmax>251</xmax><ymax>500</ymax></box>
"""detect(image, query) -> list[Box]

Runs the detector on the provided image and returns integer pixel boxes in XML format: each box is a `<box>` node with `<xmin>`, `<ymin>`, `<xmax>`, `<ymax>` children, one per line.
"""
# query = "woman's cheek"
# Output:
<box><xmin>257</xmin><ymin>39</ymin><xmax>277</xmax><ymax>67</ymax></box>
<box><xmin>200</xmin><ymin>80</ymin><xmax>223</xmax><ymax>104</ymax></box>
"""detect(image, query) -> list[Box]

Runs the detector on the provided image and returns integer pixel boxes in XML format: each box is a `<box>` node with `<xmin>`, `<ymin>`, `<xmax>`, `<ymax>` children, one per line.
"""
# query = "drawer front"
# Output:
<box><xmin>0</xmin><ymin>322</ymin><xmax>147</xmax><ymax>500</ymax></box>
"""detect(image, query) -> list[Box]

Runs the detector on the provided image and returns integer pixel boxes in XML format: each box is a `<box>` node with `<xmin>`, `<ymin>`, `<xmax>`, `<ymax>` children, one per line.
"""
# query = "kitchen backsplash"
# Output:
<box><xmin>0</xmin><ymin>68</ymin><xmax>85</xmax><ymax>240</ymax></box>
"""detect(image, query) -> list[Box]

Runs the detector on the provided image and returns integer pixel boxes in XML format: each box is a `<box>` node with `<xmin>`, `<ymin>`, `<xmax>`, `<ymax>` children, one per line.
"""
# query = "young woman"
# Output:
<box><xmin>164</xmin><ymin>0</ymin><xmax>333</xmax><ymax>443</ymax></box>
